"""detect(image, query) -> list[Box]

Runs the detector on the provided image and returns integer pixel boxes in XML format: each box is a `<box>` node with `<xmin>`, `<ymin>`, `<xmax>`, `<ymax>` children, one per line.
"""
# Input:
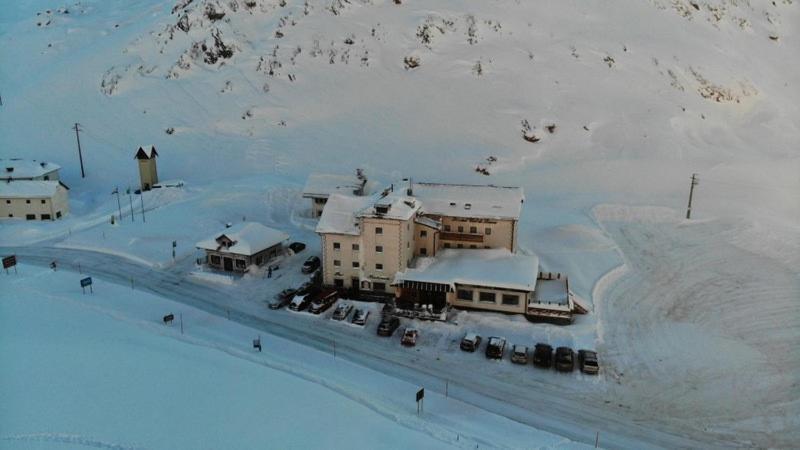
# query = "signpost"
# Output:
<box><xmin>80</xmin><ymin>276</ymin><xmax>93</xmax><ymax>294</ymax></box>
<box><xmin>416</xmin><ymin>388</ymin><xmax>425</xmax><ymax>415</ymax></box>
<box><xmin>3</xmin><ymin>255</ymin><xmax>17</xmax><ymax>274</ymax></box>
<box><xmin>172</xmin><ymin>240</ymin><xmax>177</xmax><ymax>260</ymax></box>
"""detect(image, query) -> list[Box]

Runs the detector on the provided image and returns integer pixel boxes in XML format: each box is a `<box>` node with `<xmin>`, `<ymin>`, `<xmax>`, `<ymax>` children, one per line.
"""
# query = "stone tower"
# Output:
<box><xmin>134</xmin><ymin>145</ymin><xmax>159</xmax><ymax>191</ymax></box>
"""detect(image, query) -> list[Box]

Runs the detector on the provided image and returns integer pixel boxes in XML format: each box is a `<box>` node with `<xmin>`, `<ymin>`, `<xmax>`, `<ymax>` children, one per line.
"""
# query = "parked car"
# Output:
<box><xmin>309</xmin><ymin>289</ymin><xmax>338</xmax><ymax>314</ymax></box>
<box><xmin>555</xmin><ymin>347</ymin><xmax>575</xmax><ymax>372</ymax></box>
<box><xmin>485</xmin><ymin>337</ymin><xmax>507</xmax><ymax>360</ymax></box>
<box><xmin>377</xmin><ymin>316</ymin><xmax>401</xmax><ymax>337</ymax></box>
<box><xmin>578</xmin><ymin>350</ymin><xmax>599</xmax><ymax>375</ymax></box>
<box><xmin>332</xmin><ymin>302</ymin><xmax>354</xmax><ymax>321</ymax></box>
<box><xmin>532</xmin><ymin>343</ymin><xmax>554</xmax><ymax>368</ymax></box>
<box><xmin>268</xmin><ymin>288</ymin><xmax>297</xmax><ymax>309</ymax></box>
<box><xmin>301</xmin><ymin>256</ymin><xmax>320</xmax><ymax>274</ymax></box>
<box><xmin>460</xmin><ymin>333</ymin><xmax>482</xmax><ymax>352</ymax></box>
<box><xmin>352</xmin><ymin>308</ymin><xmax>370</xmax><ymax>326</ymax></box>
<box><xmin>295</xmin><ymin>280</ymin><xmax>316</xmax><ymax>296</ymax></box>
<box><xmin>288</xmin><ymin>294</ymin><xmax>312</xmax><ymax>312</ymax></box>
<box><xmin>511</xmin><ymin>345</ymin><xmax>529</xmax><ymax>365</ymax></box>
<box><xmin>289</xmin><ymin>242</ymin><xmax>306</xmax><ymax>253</ymax></box>
<box><xmin>401</xmin><ymin>328</ymin><xmax>419</xmax><ymax>346</ymax></box>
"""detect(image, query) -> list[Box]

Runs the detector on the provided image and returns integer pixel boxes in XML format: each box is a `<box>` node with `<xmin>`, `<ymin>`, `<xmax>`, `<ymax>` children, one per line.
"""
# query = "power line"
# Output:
<box><xmin>701</xmin><ymin>177</ymin><xmax>798</xmax><ymax>193</ymax></box>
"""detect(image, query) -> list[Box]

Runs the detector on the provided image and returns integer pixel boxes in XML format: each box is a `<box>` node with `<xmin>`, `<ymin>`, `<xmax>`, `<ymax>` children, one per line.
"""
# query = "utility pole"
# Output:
<box><xmin>73</xmin><ymin>123</ymin><xmax>85</xmax><ymax>178</ymax></box>
<box><xmin>112</xmin><ymin>187</ymin><xmax>122</xmax><ymax>222</ymax></box>
<box><xmin>686</xmin><ymin>173</ymin><xmax>699</xmax><ymax>219</ymax></box>
<box><xmin>127</xmin><ymin>187</ymin><xmax>135</xmax><ymax>222</ymax></box>
<box><xmin>140</xmin><ymin>191</ymin><xmax>146</xmax><ymax>223</ymax></box>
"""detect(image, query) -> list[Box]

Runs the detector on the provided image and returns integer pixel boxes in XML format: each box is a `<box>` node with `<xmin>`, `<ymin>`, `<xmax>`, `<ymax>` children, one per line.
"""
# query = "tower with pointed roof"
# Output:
<box><xmin>134</xmin><ymin>145</ymin><xmax>159</xmax><ymax>191</ymax></box>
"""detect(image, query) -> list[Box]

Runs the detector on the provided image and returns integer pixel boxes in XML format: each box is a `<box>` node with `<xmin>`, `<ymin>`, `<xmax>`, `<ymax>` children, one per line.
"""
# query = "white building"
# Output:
<box><xmin>0</xmin><ymin>159</ymin><xmax>69</xmax><ymax>220</ymax></box>
<box><xmin>1</xmin><ymin>159</ymin><xmax>61</xmax><ymax>181</ymax></box>
<box><xmin>196</xmin><ymin>222</ymin><xmax>289</xmax><ymax>273</ymax></box>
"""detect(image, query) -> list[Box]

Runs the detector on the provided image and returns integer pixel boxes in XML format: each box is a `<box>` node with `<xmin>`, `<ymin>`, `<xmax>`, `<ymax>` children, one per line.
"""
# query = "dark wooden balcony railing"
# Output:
<box><xmin>440</xmin><ymin>232</ymin><xmax>484</xmax><ymax>243</ymax></box>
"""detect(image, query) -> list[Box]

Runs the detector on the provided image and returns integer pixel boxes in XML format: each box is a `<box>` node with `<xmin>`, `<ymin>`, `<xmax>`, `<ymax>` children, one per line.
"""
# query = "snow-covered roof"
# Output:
<box><xmin>411</xmin><ymin>182</ymin><xmax>525</xmax><ymax>220</ymax></box>
<box><xmin>414</xmin><ymin>215</ymin><xmax>441</xmax><ymax>230</ymax></box>
<box><xmin>533</xmin><ymin>278</ymin><xmax>570</xmax><ymax>306</ymax></box>
<box><xmin>0</xmin><ymin>180</ymin><xmax>67</xmax><ymax>198</ymax></box>
<box><xmin>196</xmin><ymin>222</ymin><xmax>289</xmax><ymax>256</ymax></box>
<box><xmin>316</xmin><ymin>194</ymin><xmax>373</xmax><ymax>235</ymax></box>
<box><xmin>0</xmin><ymin>159</ymin><xmax>61</xmax><ymax>179</ymax></box>
<box><xmin>302</xmin><ymin>173</ymin><xmax>374</xmax><ymax>199</ymax></box>
<box><xmin>134</xmin><ymin>146</ymin><xmax>158</xmax><ymax>159</ymax></box>
<box><xmin>395</xmin><ymin>249</ymin><xmax>539</xmax><ymax>292</ymax></box>
<box><xmin>358</xmin><ymin>189</ymin><xmax>420</xmax><ymax>221</ymax></box>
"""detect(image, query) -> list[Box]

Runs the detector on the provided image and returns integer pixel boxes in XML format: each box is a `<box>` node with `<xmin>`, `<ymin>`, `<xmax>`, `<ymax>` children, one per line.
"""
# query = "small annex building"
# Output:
<box><xmin>393</xmin><ymin>249</ymin><xmax>539</xmax><ymax>314</ymax></box>
<box><xmin>1</xmin><ymin>159</ymin><xmax>61</xmax><ymax>181</ymax></box>
<box><xmin>196</xmin><ymin>222</ymin><xmax>289</xmax><ymax>273</ymax></box>
<box><xmin>302</xmin><ymin>170</ymin><xmax>375</xmax><ymax>218</ymax></box>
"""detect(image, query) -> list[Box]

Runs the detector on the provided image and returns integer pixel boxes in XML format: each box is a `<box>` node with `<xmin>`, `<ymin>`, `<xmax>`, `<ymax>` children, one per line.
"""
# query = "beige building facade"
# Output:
<box><xmin>134</xmin><ymin>146</ymin><xmax>159</xmax><ymax>191</ymax></box>
<box><xmin>0</xmin><ymin>181</ymin><xmax>70</xmax><ymax>220</ymax></box>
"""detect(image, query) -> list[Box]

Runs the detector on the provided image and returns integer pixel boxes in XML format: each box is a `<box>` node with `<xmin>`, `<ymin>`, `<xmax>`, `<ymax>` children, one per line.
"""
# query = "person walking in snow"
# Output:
<box><xmin>267</xmin><ymin>266</ymin><xmax>272</xmax><ymax>278</ymax></box>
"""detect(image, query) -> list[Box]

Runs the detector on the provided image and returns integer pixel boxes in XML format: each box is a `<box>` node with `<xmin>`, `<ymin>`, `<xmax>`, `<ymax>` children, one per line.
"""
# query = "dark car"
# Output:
<box><xmin>289</xmin><ymin>242</ymin><xmax>306</xmax><ymax>254</ymax></box>
<box><xmin>376</xmin><ymin>316</ymin><xmax>400</xmax><ymax>337</ymax></box>
<box><xmin>555</xmin><ymin>347</ymin><xmax>575</xmax><ymax>372</ymax></box>
<box><xmin>268</xmin><ymin>288</ymin><xmax>297</xmax><ymax>309</ymax></box>
<box><xmin>401</xmin><ymin>328</ymin><xmax>419</xmax><ymax>346</ymax></box>
<box><xmin>533</xmin><ymin>343</ymin><xmax>554</xmax><ymax>368</ymax></box>
<box><xmin>485</xmin><ymin>336</ymin><xmax>507</xmax><ymax>360</ymax></box>
<box><xmin>301</xmin><ymin>256</ymin><xmax>320</xmax><ymax>274</ymax></box>
<box><xmin>296</xmin><ymin>281</ymin><xmax>318</xmax><ymax>296</ymax></box>
<box><xmin>578</xmin><ymin>350</ymin><xmax>599</xmax><ymax>375</ymax></box>
<box><xmin>460</xmin><ymin>333</ymin><xmax>482</xmax><ymax>352</ymax></box>
<box><xmin>308</xmin><ymin>289</ymin><xmax>337</xmax><ymax>314</ymax></box>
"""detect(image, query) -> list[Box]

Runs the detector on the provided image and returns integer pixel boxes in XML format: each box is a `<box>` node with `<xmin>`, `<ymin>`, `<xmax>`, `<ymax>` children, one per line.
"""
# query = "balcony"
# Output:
<box><xmin>440</xmin><ymin>232</ymin><xmax>484</xmax><ymax>243</ymax></box>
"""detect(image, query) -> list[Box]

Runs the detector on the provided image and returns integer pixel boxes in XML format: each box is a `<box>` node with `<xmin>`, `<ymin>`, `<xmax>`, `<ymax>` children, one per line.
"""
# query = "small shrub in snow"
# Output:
<box><xmin>404</xmin><ymin>56</ymin><xmax>420</xmax><ymax>69</ymax></box>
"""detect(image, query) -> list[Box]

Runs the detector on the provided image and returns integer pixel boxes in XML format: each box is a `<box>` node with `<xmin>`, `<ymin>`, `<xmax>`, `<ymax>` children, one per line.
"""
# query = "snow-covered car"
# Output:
<box><xmin>332</xmin><ymin>302</ymin><xmax>354</xmax><ymax>321</ymax></box>
<box><xmin>288</xmin><ymin>294</ymin><xmax>312</xmax><ymax>312</ymax></box>
<box><xmin>485</xmin><ymin>337</ymin><xmax>506</xmax><ymax>360</ymax></box>
<box><xmin>351</xmin><ymin>309</ymin><xmax>370</xmax><ymax>326</ymax></box>
<box><xmin>401</xmin><ymin>328</ymin><xmax>419</xmax><ymax>346</ymax></box>
<box><xmin>268</xmin><ymin>288</ymin><xmax>297</xmax><ymax>309</ymax></box>
<box><xmin>377</xmin><ymin>316</ymin><xmax>400</xmax><ymax>337</ymax></box>
<box><xmin>555</xmin><ymin>347</ymin><xmax>575</xmax><ymax>372</ymax></box>
<box><xmin>301</xmin><ymin>256</ymin><xmax>320</xmax><ymax>274</ymax></box>
<box><xmin>533</xmin><ymin>343</ymin><xmax>553</xmax><ymax>368</ymax></box>
<box><xmin>460</xmin><ymin>333</ymin><xmax>482</xmax><ymax>352</ymax></box>
<box><xmin>308</xmin><ymin>289</ymin><xmax>337</xmax><ymax>314</ymax></box>
<box><xmin>511</xmin><ymin>345</ymin><xmax>529</xmax><ymax>365</ymax></box>
<box><xmin>578</xmin><ymin>350</ymin><xmax>599</xmax><ymax>375</ymax></box>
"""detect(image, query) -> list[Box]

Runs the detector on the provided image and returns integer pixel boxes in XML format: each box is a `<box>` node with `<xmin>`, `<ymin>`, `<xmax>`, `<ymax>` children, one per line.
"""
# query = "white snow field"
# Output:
<box><xmin>1</xmin><ymin>0</ymin><xmax>799</xmax><ymax>448</ymax></box>
<box><xmin>0</xmin><ymin>264</ymin><xmax>589</xmax><ymax>450</ymax></box>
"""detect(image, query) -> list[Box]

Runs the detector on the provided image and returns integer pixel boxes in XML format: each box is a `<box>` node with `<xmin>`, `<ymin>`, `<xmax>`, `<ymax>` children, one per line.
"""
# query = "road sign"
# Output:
<box><xmin>416</xmin><ymin>388</ymin><xmax>424</xmax><ymax>402</ymax></box>
<box><xmin>80</xmin><ymin>277</ymin><xmax>93</xmax><ymax>287</ymax></box>
<box><xmin>3</xmin><ymin>255</ymin><xmax>16</xmax><ymax>269</ymax></box>
<box><xmin>172</xmin><ymin>240</ymin><xmax>177</xmax><ymax>248</ymax></box>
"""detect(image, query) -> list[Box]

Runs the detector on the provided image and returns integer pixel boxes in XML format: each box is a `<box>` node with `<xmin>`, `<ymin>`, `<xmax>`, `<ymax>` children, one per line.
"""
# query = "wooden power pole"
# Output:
<box><xmin>73</xmin><ymin>123</ymin><xmax>85</xmax><ymax>178</ymax></box>
<box><xmin>686</xmin><ymin>173</ymin><xmax>699</xmax><ymax>219</ymax></box>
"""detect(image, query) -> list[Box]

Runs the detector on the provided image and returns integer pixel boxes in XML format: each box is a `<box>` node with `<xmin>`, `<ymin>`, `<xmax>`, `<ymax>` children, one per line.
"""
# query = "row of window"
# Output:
<box><xmin>5</xmin><ymin>199</ymin><xmax>47</xmax><ymax>204</ymax></box>
<box><xmin>334</xmin><ymin>278</ymin><xmax>387</xmax><ymax>291</ymax></box>
<box><xmin>442</xmin><ymin>225</ymin><xmax>492</xmax><ymax>235</ymax></box>
<box><xmin>333</xmin><ymin>242</ymin><xmax>382</xmax><ymax>253</ymax></box>
<box><xmin>444</xmin><ymin>243</ymin><xmax>490</xmax><ymax>249</ymax></box>
<box><xmin>334</xmin><ymin>259</ymin><xmax>384</xmax><ymax>271</ymax></box>
<box><xmin>456</xmin><ymin>289</ymin><xmax>520</xmax><ymax>306</ymax></box>
<box><xmin>6</xmin><ymin>212</ymin><xmax>60</xmax><ymax>220</ymax></box>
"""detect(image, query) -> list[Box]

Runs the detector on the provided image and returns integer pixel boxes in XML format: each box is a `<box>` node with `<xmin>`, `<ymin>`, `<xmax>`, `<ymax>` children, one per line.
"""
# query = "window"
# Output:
<box><xmin>373</xmin><ymin>282</ymin><xmax>386</xmax><ymax>291</ymax></box>
<box><xmin>255</xmin><ymin>256</ymin><xmax>263</xmax><ymax>265</ymax></box>
<box><xmin>26</xmin><ymin>214</ymin><xmax>35</xmax><ymax>220</ymax></box>
<box><xmin>479</xmin><ymin>292</ymin><xmax>497</xmax><ymax>303</ymax></box>
<box><xmin>44</xmin><ymin>176</ymin><xmax>49</xmax><ymax>180</ymax></box>
<box><xmin>407</xmin><ymin>242</ymin><xmax>410</xmax><ymax>248</ymax></box>
<box><xmin>41</xmin><ymin>214</ymin><xmax>51</xmax><ymax>220</ymax></box>
<box><xmin>352</xmin><ymin>243</ymin><xmax>359</xmax><ymax>251</ymax></box>
<box><xmin>375</xmin><ymin>227</ymin><xmax>383</xmax><ymax>235</ymax></box>
<box><xmin>333</xmin><ymin>260</ymin><xmax>341</xmax><ymax>266</ymax></box>
<box><xmin>56</xmin><ymin>211</ymin><xmax>62</xmax><ymax>218</ymax></box>
<box><xmin>314</xmin><ymin>198</ymin><xmax>326</xmax><ymax>204</ymax></box>
<box><xmin>485</xmin><ymin>227</ymin><xmax>492</xmax><ymax>235</ymax></box>
<box><xmin>458</xmin><ymin>226</ymin><xmax>464</xmax><ymax>233</ymax></box>
<box><xmin>444</xmin><ymin>225</ymin><xmax>451</xmax><ymax>232</ymax></box>
<box><xmin>444</xmin><ymin>243</ymin><xmax>451</xmax><ymax>249</ymax></box>
<box><xmin>41</xmin><ymin>199</ymin><xmax>46</xmax><ymax>204</ymax></box>
<box><xmin>420</xmin><ymin>230</ymin><xmax>427</xmax><ymax>237</ymax></box>
<box><xmin>235</xmin><ymin>259</ymin><xmax>246</xmax><ymax>269</ymax></box>
<box><xmin>420</xmin><ymin>247</ymin><xmax>427</xmax><ymax>256</ymax></box>
<box><xmin>7</xmin><ymin>214</ymin><xmax>12</xmax><ymax>217</ymax></box>
<box><xmin>457</xmin><ymin>244</ymin><xmax>463</xmax><ymax>249</ymax></box>
<box><xmin>4</xmin><ymin>200</ymin><xmax>9</xmax><ymax>204</ymax></box>
<box><xmin>457</xmin><ymin>289</ymin><xmax>474</xmax><ymax>301</ymax></box>
<box><xmin>333</xmin><ymin>242</ymin><xmax>341</xmax><ymax>250</ymax></box>
<box><xmin>470</xmin><ymin>226</ymin><xmax>477</xmax><ymax>234</ymax></box>
<box><xmin>375</xmin><ymin>263</ymin><xmax>383</xmax><ymax>270</ymax></box>
<box><xmin>470</xmin><ymin>245</ymin><xmax>477</xmax><ymax>249</ymax></box>
<box><xmin>334</xmin><ymin>278</ymin><xmax>344</xmax><ymax>287</ymax></box>
<box><xmin>352</xmin><ymin>261</ymin><xmax>359</xmax><ymax>268</ymax></box>
<box><xmin>502</xmin><ymin>294</ymin><xmax>520</xmax><ymax>306</ymax></box>
<box><xmin>210</xmin><ymin>255</ymin><xmax>221</xmax><ymax>265</ymax></box>
<box><xmin>375</xmin><ymin>245</ymin><xmax>383</xmax><ymax>253</ymax></box>
<box><xmin>25</xmin><ymin>199</ymin><xmax>31</xmax><ymax>204</ymax></box>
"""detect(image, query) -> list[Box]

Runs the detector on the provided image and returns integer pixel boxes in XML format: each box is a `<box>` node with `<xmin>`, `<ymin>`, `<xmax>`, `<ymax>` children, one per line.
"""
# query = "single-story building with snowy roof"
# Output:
<box><xmin>1</xmin><ymin>158</ymin><xmax>61</xmax><ymax>181</ymax></box>
<box><xmin>393</xmin><ymin>248</ymin><xmax>539</xmax><ymax>314</ymax></box>
<box><xmin>196</xmin><ymin>222</ymin><xmax>289</xmax><ymax>273</ymax></box>
<box><xmin>302</xmin><ymin>170</ymin><xmax>376</xmax><ymax>217</ymax></box>
<box><xmin>0</xmin><ymin>180</ymin><xmax>70</xmax><ymax>221</ymax></box>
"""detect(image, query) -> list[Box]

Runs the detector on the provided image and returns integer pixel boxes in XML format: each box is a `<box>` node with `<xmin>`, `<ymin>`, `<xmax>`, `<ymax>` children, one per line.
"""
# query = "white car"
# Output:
<box><xmin>511</xmin><ymin>345</ymin><xmax>529</xmax><ymax>365</ymax></box>
<box><xmin>332</xmin><ymin>302</ymin><xmax>353</xmax><ymax>321</ymax></box>
<box><xmin>351</xmin><ymin>309</ymin><xmax>369</xmax><ymax>326</ymax></box>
